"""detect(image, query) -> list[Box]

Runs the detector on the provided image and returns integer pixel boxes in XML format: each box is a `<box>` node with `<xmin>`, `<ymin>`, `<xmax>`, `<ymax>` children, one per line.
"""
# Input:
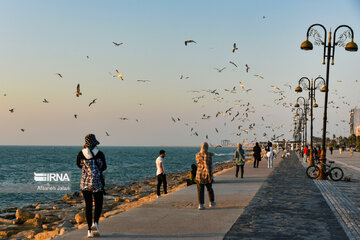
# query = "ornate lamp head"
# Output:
<box><xmin>301</xmin><ymin>37</ymin><xmax>313</xmax><ymax>50</ymax></box>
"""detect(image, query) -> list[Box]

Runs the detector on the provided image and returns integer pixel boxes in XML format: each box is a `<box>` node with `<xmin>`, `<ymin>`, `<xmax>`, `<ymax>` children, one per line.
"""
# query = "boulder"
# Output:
<box><xmin>75</xmin><ymin>211</ymin><xmax>86</xmax><ymax>224</ymax></box>
<box><xmin>34</xmin><ymin>229</ymin><xmax>59</xmax><ymax>240</ymax></box>
<box><xmin>15</xmin><ymin>209</ymin><xmax>35</xmax><ymax>224</ymax></box>
<box><xmin>62</xmin><ymin>194</ymin><xmax>71</xmax><ymax>200</ymax></box>
<box><xmin>8</xmin><ymin>229</ymin><xmax>36</xmax><ymax>239</ymax></box>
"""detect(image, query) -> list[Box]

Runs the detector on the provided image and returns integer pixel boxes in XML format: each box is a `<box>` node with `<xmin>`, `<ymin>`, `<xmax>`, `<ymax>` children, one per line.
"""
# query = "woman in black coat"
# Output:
<box><xmin>253</xmin><ymin>142</ymin><xmax>261</xmax><ymax>168</ymax></box>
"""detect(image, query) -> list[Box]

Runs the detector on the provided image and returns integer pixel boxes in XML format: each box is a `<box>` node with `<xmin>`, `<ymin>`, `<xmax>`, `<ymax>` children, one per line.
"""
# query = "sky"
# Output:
<box><xmin>0</xmin><ymin>0</ymin><xmax>360</xmax><ymax>146</ymax></box>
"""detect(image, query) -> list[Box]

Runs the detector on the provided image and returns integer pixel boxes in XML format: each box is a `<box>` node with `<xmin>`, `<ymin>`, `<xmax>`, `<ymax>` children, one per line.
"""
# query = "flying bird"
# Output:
<box><xmin>56</xmin><ymin>73</ymin><xmax>63</xmax><ymax>78</ymax></box>
<box><xmin>137</xmin><ymin>80</ymin><xmax>151</xmax><ymax>83</ymax></box>
<box><xmin>113</xmin><ymin>42</ymin><xmax>123</xmax><ymax>46</ymax></box>
<box><xmin>115</xmin><ymin>70</ymin><xmax>124</xmax><ymax>80</ymax></box>
<box><xmin>171</xmin><ymin>117</ymin><xmax>176</xmax><ymax>123</ymax></box>
<box><xmin>214</xmin><ymin>67</ymin><xmax>226</xmax><ymax>72</ymax></box>
<box><xmin>185</xmin><ymin>40</ymin><xmax>196</xmax><ymax>46</ymax></box>
<box><xmin>89</xmin><ymin>99</ymin><xmax>97</xmax><ymax>107</ymax></box>
<box><xmin>119</xmin><ymin>118</ymin><xmax>128</xmax><ymax>120</ymax></box>
<box><xmin>75</xmin><ymin>84</ymin><xmax>82</xmax><ymax>97</ymax></box>
<box><xmin>232</xmin><ymin>43</ymin><xmax>238</xmax><ymax>53</ymax></box>
<box><xmin>245</xmin><ymin>64</ymin><xmax>250</xmax><ymax>73</ymax></box>
<box><xmin>43</xmin><ymin>99</ymin><xmax>49</xmax><ymax>103</ymax></box>
<box><xmin>9</xmin><ymin>108</ymin><xmax>14</xmax><ymax>113</ymax></box>
<box><xmin>229</xmin><ymin>61</ymin><xmax>238</xmax><ymax>68</ymax></box>
<box><xmin>20</xmin><ymin>129</ymin><xmax>25</xmax><ymax>132</ymax></box>
<box><xmin>254</xmin><ymin>74</ymin><xmax>264</xmax><ymax>79</ymax></box>
<box><xmin>74</xmin><ymin>114</ymin><xmax>77</xmax><ymax>119</ymax></box>
<box><xmin>215</xmin><ymin>128</ymin><xmax>219</xmax><ymax>133</ymax></box>
<box><xmin>239</xmin><ymin>82</ymin><xmax>245</xmax><ymax>89</ymax></box>
<box><xmin>106</xmin><ymin>132</ymin><xmax>110</xmax><ymax>136</ymax></box>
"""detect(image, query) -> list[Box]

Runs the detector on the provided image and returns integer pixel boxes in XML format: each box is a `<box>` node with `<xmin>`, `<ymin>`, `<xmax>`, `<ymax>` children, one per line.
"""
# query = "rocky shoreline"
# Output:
<box><xmin>0</xmin><ymin>160</ymin><xmax>238</xmax><ymax>240</ymax></box>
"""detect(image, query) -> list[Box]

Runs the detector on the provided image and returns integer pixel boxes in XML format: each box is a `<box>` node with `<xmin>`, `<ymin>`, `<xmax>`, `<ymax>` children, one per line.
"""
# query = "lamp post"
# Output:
<box><xmin>300</xmin><ymin>24</ymin><xmax>357</xmax><ymax>179</ymax></box>
<box><xmin>295</xmin><ymin>76</ymin><xmax>326</xmax><ymax>166</ymax></box>
<box><xmin>295</xmin><ymin>108</ymin><xmax>304</xmax><ymax>147</ymax></box>
<box><xmin>295</xmin><ymin>97</ymin><xmax>309</xmax><ymax>148</ymax></box>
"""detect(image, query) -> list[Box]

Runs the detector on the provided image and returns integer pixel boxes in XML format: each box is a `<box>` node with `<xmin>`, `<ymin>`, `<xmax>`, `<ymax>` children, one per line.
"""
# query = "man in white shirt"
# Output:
<box><xmin>156</xmin><ymin>150</ymin><xmax>167</xmax><ymax>197</ymax></box>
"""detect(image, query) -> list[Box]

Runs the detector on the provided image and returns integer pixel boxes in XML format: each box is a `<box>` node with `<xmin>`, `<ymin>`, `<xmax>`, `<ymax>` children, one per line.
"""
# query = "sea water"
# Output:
<box><xmin>0</xmin><ymin>146</ymin><xmax>237</xmax><ymax>210</ymax></box>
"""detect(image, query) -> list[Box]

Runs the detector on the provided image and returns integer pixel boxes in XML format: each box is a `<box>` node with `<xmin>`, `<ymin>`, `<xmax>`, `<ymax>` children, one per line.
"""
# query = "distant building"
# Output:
<box><xmin>350</xmin><ymin>107</ymin><xmax>360</xmax><ymax>136</ymax></box>
<box><xmin>221</xmin><ymin>140</ymin><xmax>230</xmax><ymax>146</ymax></box>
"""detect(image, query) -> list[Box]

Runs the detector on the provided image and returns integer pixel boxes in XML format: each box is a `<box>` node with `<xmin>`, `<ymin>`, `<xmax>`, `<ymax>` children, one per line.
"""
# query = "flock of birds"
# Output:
<box><xmin>5</xmin><ymin>27</ymin><xmax>358</xmax><ymax>144</ymax></box>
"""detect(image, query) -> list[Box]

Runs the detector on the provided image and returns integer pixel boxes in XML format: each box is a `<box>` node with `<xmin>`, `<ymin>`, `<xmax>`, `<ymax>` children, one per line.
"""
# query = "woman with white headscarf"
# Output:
<box><xmin>234</xmin><ymin>143</ymin><xmax>246</xmax><ymax>178</ymax></box>
<box><xmin>195</xmin><ymin>142</ymin><xmax>216</xmax><ymax>210</ymax></box>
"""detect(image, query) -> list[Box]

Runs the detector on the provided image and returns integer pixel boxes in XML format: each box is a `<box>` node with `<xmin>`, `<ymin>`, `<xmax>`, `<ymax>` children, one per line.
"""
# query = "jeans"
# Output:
<box><xmin>268</xmin><ymin>156</ymin><xmax>273</xmax><ymax>168</ymax></box>
<box><xmin>197</xmin><ymin>183</ymin><xmax>215</xmax><ymax>204</ymax></box>
<box><xmin>157</xmin><ymin>173</ymin><xmax>167</xmax><ymax>196</ymax></box>
<box><xmin>303</xmin><ymin>154</ymin><xmax>308</xmax><ymax>162</ymax></box>
<box><xmin>82</xmin><ymin>190</ymin><xmax>103</xmax><ymax>230</ymax></box>
<box><xmin>236</xmin><ymin>165</ymin><xmax>244</xmax><ymax>178</ymax></box>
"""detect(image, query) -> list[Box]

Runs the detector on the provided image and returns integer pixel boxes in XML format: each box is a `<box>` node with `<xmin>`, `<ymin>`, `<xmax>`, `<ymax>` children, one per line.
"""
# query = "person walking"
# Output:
<box><xmin>196</xmin><ymin>142</ymin><xmax>215</xmax><ymax>210</ymax></box>
<box><xmin>77</xmin><ymin>134</ymin><xmax>106</xmax><ymax>238</ymax></box>
<box><xmin>303</xmin><ymin>145</ymin><xmax>309</xmax><ymax>162</ymax></box>
<box><xmin>330</xmin><ymin>146</ymin><xmax>334</xmax><ymax>155</ymax></box>
<box><xmin>267</xmin><ymin>142</ymin><xmax>274</xmax><ymax>168</ymax></box>
<box><xmin>234</xmin><ymin>143</ymin><xmax>246</xmax><ymax>177</ymax></box>
<box><xmin>156</xmin><ymin>150</ymin><xmax>167</xmax><ymax>198</ymax></box>
<box><xmin>253</xmin><ymin>142</ymin><xmax>261</xmax><ymax>168</ymax></box>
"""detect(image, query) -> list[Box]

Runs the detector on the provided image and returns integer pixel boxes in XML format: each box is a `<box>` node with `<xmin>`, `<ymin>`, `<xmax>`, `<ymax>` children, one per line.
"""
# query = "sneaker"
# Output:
<box><xmin>209</xmin><ymin>202</ymin><xmax>216</xmax><ymax>208</ymax></box>
<box><xmin>157</xmin><ymin>195</ymin><xmax>162</xmax><ymax>199</ymax></box>
<box><xmin>91</xmin><ymin>222</ymin><xmax>100</xmax><ymax>236</ymax></box>
<box><xmin>87</xmin><ymin>230</ymin><xmax>94</xmax><ymax>238</ymax></box>
<box><xmin>198</xmin><ymin>204</ymin><xmax>205</xmax><ymax>210</ymax></box>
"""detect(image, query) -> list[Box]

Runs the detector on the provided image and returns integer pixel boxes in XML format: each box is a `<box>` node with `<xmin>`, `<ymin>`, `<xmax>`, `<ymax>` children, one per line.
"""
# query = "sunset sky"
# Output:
<box><xmin>1</xmin><ymin>0</ymin><xmax>360</xmax><ymax>146</ymax></box>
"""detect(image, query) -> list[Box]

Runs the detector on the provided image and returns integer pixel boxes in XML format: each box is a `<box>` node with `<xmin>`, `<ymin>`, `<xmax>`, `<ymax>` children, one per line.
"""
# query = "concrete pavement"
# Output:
<box><xmin>56</xmin><ymin>156</ymin><xmax>280</xmax><ymax>239</ymax></box>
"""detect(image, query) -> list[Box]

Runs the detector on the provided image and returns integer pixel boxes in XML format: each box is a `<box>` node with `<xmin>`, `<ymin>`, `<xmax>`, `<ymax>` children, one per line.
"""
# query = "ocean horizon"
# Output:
<box><xmin>0</xmin><ymin>146</ymin><xmax>240</xmax><ymax>210</ymax></box>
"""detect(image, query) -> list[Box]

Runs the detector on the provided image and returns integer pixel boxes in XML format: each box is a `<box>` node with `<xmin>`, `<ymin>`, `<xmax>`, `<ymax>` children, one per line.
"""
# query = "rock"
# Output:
<box><xmin>35</xmin><ymin>204</ymin><xmax>53</xmax><ymax>210</ymax></box>
<box><xmin>9</xmin><ymin>229</ymin><xmax>36</xmax><ymax>239</ymax></box>
<box><xmin>62</xmin><ymin>194</ymin><xmax>71</xmax><ymax>200</ymax></box>
<box><xmin>75</xmin><ymin>211</ymin><xmax>86</xmax><ymax>225</ymax></box>
<box><xmin>15</xmin><ymin>209</ymin><xmax>35</xmax><ymax>224</ymax></box>
<box><xmin>58</xmin><ymin>227</ymin><xmax>68</xmax><ymax>236</ymax></box>
<box><xmin>24</xmin><ymin>214</ymin><xmax>42</xmax><ymax>227</ymax></box>
<box><xmin>0</xmin><ymin>230</ymin><xmax>17</xmax><ymax>238</ymax></box>
<box><xmin>58</xmin><ymin>220</ymin><xmax>73</xmax><ymax>229</ymax></box>
<box><xmin>34</xmin><ymin>229</ymin><xmax>59</xmax><ymax>240</ymax></box>
<box><xmin>0</xmin><ymin>217</ymin><xmax>15</xmax><ymax>224</ymax></box>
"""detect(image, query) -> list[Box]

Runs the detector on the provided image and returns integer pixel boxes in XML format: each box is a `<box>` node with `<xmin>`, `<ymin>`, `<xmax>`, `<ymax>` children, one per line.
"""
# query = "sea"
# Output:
<box><xmin>0</xmin><ymin>146</ymin><xmax>238</xmax><ymax>211</ymax></box>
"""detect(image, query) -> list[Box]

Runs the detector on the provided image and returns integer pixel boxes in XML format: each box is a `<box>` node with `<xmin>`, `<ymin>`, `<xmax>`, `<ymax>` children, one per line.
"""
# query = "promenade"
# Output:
<box><xmin>56</xmin><ymin>156</ymin><xmax>280</xmax><ymax>240</ymax></box>
<box><xmin>55</xmin><ymin>151</ymin><xmax>360</xmax><ymax>240</ymax></box>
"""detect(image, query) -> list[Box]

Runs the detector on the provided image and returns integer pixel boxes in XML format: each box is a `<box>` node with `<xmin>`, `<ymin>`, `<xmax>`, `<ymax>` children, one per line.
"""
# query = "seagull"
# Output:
<box><xmin>75</xmin><ymin>84</ymin><xmax>82</xmax><ymax>97</ymax></box>
<box><xmin>56</xmin><ymin>73</ymin><xmax>63</xmax><ymax>78</ymax></box>
<box><xmin>215</xmin><ymin>145</ymin><xmax>222</xmax><ymax>150</ymax></box>
<box><xmin>113</xmin><ymin>42</ymin><xmax>123</xmax><ymax>46</ymax></box>
<box><xmin>214</xmin><ymin>67</ymin><xmax>226</xmax><ymax>72</ymax></box>
<box><xmin>185</xmin><ymin>40</ymin><xmax>196</xmax><ymax>46</ymax></box>
<box><xmin>20</xmin><ymin>129</ymin><xmax>25</xmax><ymax>132</ymax></box>
<box><xmin>86</xmin><ymin>56</ymin><xmax>89</xmax><ymax>59</ymax></box>
<box><xmin>271</xmin><ymin>85</ymin><xmax>280</xmax><ymax>90</ymax></box>
<box><xmin>43</xmin><ymin>99</ymin><xmax>49</xmax><ymax>103</ymax></box>
<box><xmin>232</xmin><ymin>43</ymin><xmax>238</xmax><ymax>53</ymax></box>
<box><xmin>106</xmin><ymin>132</ymin><xmax>110</xmax><ymax>136</ymax></box>
<box><xmin>254</xmin><ymin>74</ymin><xmax>264</xmax><ymax>79</ymax></box>
<box><xmin>239</xmin><ymin>82</ymin><xmax>245</xmax><ymax>89</ymax></box>
<box><xmin>89</xmin><ymin>99</ymin><xmax>97</xmax><ymax>107</ymax></box>
<box><xmin>215</xmin><ymin>128</ymin><xmax>219</xmax><ymax>133</ymax></box>
<box><xmin>74</xmin><ymin>114</ymin><xmax>77</xmax><ymax>119</ymax></box>
<box><xmin>245</xmin><ymin>64</ymin><xmax>250</xmax><ymax>73</ymax></box>
<box><xmin>263</xmin><ymin>16</ymin><xmax>266</xmax><ymax>19</ymax></box>
<box><xmin>229</xmin><ymin>61</ymin><xmax>238</xmax><ymax>68</ymax></box>
<box><xmin>9</xmin><ymin>108</ymin><xmax>14</xmax><ymax>113</ymax></box>
<box><xmin>171</xmin><ymin>117</ymin><xmax>176</xmax><ymax>123</ymax></box>
<box><xmin>137</xmin><ymin>80</ymin><xmax>151</xmax><ymax>83</ymax></box>
<box><xmin>115</xmin><ymin>70</ymin><xmax>124</xmax><ymax>80</ymax></box>
<box><xmin>206</xmin><ymin>135</ymin><xmax>209</xmax><ymax>140</ymax></box>
<box><xmin>119</xmin><ymin>118</ymin><xmax>128</xmax><ymax>120</ymax></box>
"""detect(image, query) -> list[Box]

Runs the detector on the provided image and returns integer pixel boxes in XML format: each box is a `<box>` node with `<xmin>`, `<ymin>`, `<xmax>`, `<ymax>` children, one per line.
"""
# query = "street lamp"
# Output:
<box><xmin>294</xmin><ymin>97</ymin><xmax>309</xmax><ymax>148</ymax></box>
<box><xmin>295</xmin><ymin>76</ymin><xmax>325</xmax><ymax>166</ymax></box>
<box><xmin>300</xmin><ymin>24</ymin><xmax>357</xmax><ymax>179</ymax></box>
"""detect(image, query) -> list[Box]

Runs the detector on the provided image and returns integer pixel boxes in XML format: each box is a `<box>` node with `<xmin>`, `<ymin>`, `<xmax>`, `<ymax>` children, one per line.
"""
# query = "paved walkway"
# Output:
<box><xmin>224</xmin><ymin>152</ymin><xmax>348</xmax><ymax>240</ymax></box>
<box><xmin>56</xmin><ymin>157</ymin><xmax>280</xmax><ymax>239</ymax></box>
